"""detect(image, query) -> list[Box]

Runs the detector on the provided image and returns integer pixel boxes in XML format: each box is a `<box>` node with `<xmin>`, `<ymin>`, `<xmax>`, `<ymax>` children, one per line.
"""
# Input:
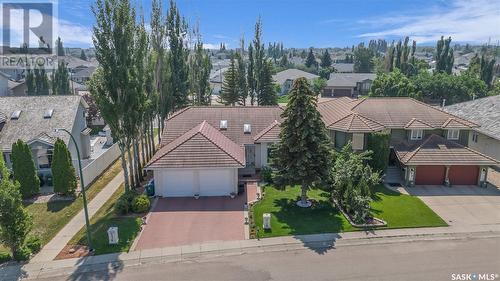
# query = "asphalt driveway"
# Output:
<box><xmin>406</xmin><ymin>185</ymin><xmax>500</xmax><ymax>227</ymax></box>
<box><xmin>134</xmin><ymin>195</ymin><xmax>247</xmax><ymax>250</ymax></box>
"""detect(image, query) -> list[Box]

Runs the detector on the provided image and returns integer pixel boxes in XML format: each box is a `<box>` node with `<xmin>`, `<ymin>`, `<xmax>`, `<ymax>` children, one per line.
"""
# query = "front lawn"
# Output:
<box><xmin>251</xmin><ymin>184</ymin><xmax>446</xmax><ymax>238</ymax></box>
<box><xmin>0</xmin><ymin>159</ymin><xmax>123</xmax><ymax>257</ymax></box>
<box><xmin>67</xmin><ymin>185</ymin><xmax>142</xmax><ymax>255</ymax></box>
<box><xmin>370</xmin><ymin>185</ymin><xmax>447</xmax><ymax>229</ymax></box>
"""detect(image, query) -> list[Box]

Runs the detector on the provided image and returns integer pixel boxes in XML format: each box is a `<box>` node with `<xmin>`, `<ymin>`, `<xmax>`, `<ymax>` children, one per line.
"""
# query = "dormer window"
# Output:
<box><xmin>410</xmin><ymin>129</ymin><xmax>423</xmax><ymax>140</ymax></box>
<box><xmin>219</xmin><ymin>120</ymin><xmax>227</xmax><ymax>130</ymax></box>
<box><xmin>447</xmin><ymin>129</ymin><xmax>460</xmax><ymax>140</ymax></box>
<box><xmin>43</xmin><ymin>109</ymin><xmax>54</xmax><ymax>119</ymax></box>
<box><xmin>243</xmin><ymin>124</ymin><xmax>251</xmax><ymax>134</ymax></box>
<box><xmin>10</xmin><ymin>110</ymin><xmax>21</xmax><ymax>120</ymax></box>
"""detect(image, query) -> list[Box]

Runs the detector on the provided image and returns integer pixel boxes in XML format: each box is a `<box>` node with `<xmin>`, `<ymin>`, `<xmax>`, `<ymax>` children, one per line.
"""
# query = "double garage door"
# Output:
<box><xmin>155</xmin><ymin>168</ymin><xmax>236</xmax><ymax>197</ymax></box>
<box><xmin>415</xmin><ymin>165</ymin><xmax>479</xmax><ymax>185</ymax></box>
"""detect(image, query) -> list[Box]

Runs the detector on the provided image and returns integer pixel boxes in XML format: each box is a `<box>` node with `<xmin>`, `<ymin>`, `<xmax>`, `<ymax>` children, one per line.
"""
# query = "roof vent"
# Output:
<box><xmin>220</xmin><ymin>120</ymin><xmax>228</xmax><ymax>130</ymax></box>
<box><xmin>243</xmin><ymin>124</ymin><xmax>251</xmax><ymax>134</ymax></box>
<box><xmin>43</xmin><ymin>109</ymin><xmax>54</xmax><ymax>119</ymax></box>
<box><xmin>10</xmin><ymin>110</ymin><xmax>21</xmax><ymax>120</ymax></box>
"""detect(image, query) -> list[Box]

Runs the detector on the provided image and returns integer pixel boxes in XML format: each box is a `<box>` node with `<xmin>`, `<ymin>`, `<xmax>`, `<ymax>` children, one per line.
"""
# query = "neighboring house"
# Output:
<box><xmin>272</xmin><ymin>69</ymin><xmax>319</xmax><ymax>95</ymax></box>
<box><xmin>317</xmin><ymin>97</ymin><xmax>497</xmax><ymax>187</ymax></box>
<box><xmin>145</xmin><ymin>106</ymin><xmax>283</xmax><ymax>197</ymax></box>
<box><xmin>209</xmin><ymin>67</ymin><xmax>228</xmax><ymax>94</ymax></box>
<box><xmin>0</xmin><ymin>96</ymin><xmax>91</xmax><ymax>180</ymax></box>
<box><xmin>0</xmin><ymin>71</ymin><xmax>9</xmax><ymax>96</ymax></box>
<box><xmin>8</xmin><ymin>79</ymin><xmax>28</xmax><ymax>96</ymax></box>
<box><xmin>322</xmin><ymin>73</ymin><xmax>376</xmax><ymax>98</ymax></box>
<box><xmin>72</xmin><ymin>66</ymin><xmax>96</xmax><ymax>84</ymax></box>
<box><xmin>332</xmin><ymin>63</ymin><xmax>354</xmax><ymax>73</ymax></box>
<box><xmin>444</xmin><ymin>96</ymin><xmax>500</xmax><ymax>164</ymax></box>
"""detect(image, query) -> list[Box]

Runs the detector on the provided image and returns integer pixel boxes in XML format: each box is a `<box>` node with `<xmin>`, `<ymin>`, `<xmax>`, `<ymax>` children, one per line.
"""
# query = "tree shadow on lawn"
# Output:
<box><xmin>271</xmin><ymin>197</ymin><xmax>345</xmax><ymax>255</ymax></box>
<box><xmin>46</xmin><ymin>200</ymin><xmax>73</xmax><ymax>212</ymax></box>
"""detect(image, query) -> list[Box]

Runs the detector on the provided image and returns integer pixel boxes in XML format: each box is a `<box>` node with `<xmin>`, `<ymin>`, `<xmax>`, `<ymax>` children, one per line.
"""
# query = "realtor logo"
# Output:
<box><xmin>1</xmin><ymin>1</ymin><xmax>57</xmax><ymax>68</ymax></box>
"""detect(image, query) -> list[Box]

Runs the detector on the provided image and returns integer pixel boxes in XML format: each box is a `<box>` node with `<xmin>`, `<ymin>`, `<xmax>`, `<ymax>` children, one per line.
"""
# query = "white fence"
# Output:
<box><xmin>80</xmin><ymin>143</ymin><xmax>120</xmax><ymax>188</ymax></box>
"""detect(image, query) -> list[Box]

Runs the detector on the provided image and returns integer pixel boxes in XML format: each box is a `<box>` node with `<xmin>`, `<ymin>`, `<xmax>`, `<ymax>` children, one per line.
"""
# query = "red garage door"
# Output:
<box><xmin>415</xmin><ymin>166</ymin><xmax>445</xmax><ymax>185</ymax></box>
<box><xmin>449</xmin><ymin>166</ymin><xmax>479</xmax><ymax>185</ymax></box>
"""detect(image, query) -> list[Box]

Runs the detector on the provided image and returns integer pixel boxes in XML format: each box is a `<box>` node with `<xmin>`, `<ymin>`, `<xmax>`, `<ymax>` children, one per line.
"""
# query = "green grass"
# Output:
<box><xmin>277</xmin><ymin>95</ymin><xmax>289</xmax><ymax>104</ymax></box>
<box><xmin>370</xmin><ymin>185</ymin><xmax>447</xmax><ymax>229</ymax></box>
<box><xmin>252</xmin><ymin>186</ymin><xmax>354</xmax><ymax>238</ymax></box>
<box><xmin>252</xmin><ymin>184</ymin><xmax>446</xmax><ymax>238</ymax></box>
<box><xmin>0</xmin><ymin>159</ymin><xmax>123</xmax><ymax>257</ymax></box>
<box><xmin>67</xmin><ymin>185</ymin><xmax>142</xmax><ymax>255</ymax></box>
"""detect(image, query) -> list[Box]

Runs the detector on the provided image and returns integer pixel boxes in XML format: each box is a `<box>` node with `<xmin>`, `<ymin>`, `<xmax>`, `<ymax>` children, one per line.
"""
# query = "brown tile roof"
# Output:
<box><xmin>146</xmin><ymin>121</ymin><xmax>245</xmax><ymax>169</ymax></box>
<box><xmin>404</xmin><ymin>118</ymin><xmax>434</xmax><ymax>129</ymax></box>
<box><xmin>441</xmin><ymin>118</ymin><xmax>472</xmax><ymax>129</ymax></box>
<box><xmin>254</xmin><ymin>120</ymin><xmax>281</xmax><ymax>143</ymax></box>
<box><xmin>328</xmin><ymin>113</ymin><xmax>385</xmax><ymax>132</ymax></box>
<box><xmin>161</xmin><ymin>106</ymin><xmax>284</xmax><ymax>147</ymax></box>
<box><xmin>394</xmin><ymin>134</ymin><xmax>498</xmax><ymax>166</ymax></box>
<box><xmin>317</xmin><ymin>97</ymin><xmax>478</xmax><ymax>132</ymax></box>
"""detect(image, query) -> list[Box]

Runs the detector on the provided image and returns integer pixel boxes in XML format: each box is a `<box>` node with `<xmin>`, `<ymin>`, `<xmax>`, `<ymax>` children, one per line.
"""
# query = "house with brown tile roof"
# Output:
<box><xmin>146</xmin><ymin>106</ymin><xmax>283</xmax><ymax>197</ymax></box>
<box><xmin>317</xmin><ymin>97</ymin><xmax>497</xmax><ymax>187</ymax></box>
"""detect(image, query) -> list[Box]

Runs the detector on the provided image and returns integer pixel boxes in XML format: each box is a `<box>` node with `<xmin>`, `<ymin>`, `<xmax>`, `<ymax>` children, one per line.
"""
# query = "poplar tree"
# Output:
<box><xmin>257</xmin><ymin>60</ymin><xmax>277</xmax><ymax>105</ymax></box>
<box><xmin>435</xmin><ymin>36</ymin><xmax>454</xmax><ymax>74</ymax></box>
<box><xmin>11</xmin><ymin>140</ymin><xmax>40</xmax><ymax>198</ymax></box>
<box><xmin>235</xmin><ymin>53</ymin><xmax>248</xmax><ymax>105</ymax></box>
<box><xmin>52</xmin><ymin>139</ymin><xmax>77</xmax><ymax>196</ymax></box>
<box><xmin>52</xmin><ymin>61</ymin><xmax>71</xmax><ymax>95</ymax></box>
<box><xmin>56</xmin><ymin>37</ymin><xmax>65</xmax><ymax>56</ymax></box>
<box><xmin>34</xmin><ymin>66</ymin><xmax>50</xmax><ymax>95</ymax></box>
<box><xmin>272</xmin><ymin>78</ymin><xmax>332</xmax><ymax>207</ymax></box>
<box><xmin>80</xmin><ymin>49</ymin><xmax>87</xmax><ymax>61</ymax></box>
<box><xmin>247</xmin><ymin>44</ymin><xmax>256</xmax><ymax>105</ymax></box>
<box><xmin>189</xmin><ymin>24</ymin><xmax>212</xmax><ymax>105</ymax></box>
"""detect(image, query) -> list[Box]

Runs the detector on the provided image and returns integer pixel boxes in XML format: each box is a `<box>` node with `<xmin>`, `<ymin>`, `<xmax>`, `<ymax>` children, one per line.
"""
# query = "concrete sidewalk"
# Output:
<box><xmin>30</xmin><ymin>171</ymin><xmax>125</xmax><ymax>263</ymax></box>
<box><xmin>3</xmin><ymin>224</ymin><xmax>500</xmax><ymax>280</ymax></box>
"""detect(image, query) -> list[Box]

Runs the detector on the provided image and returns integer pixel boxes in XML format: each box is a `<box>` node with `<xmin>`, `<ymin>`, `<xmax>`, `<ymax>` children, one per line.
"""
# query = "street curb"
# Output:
<box><xmin>2</xmin><ymin>229</ymin><xmax>499</xmax><ymax>280</ymax></box>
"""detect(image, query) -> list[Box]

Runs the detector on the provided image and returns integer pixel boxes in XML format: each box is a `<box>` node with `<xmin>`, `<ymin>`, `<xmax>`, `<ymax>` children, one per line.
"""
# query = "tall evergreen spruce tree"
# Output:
<box><xmin>257</xmin><ymin>60</ymin><xmax>277</xmax><ymax>105</ymax></box>
<box><xmin>52</xmin><ymin>139</ymin><xmax>77</xmax><ymax>196</ymax></box>
<box><xmin>11</xmin><ymin>140</ymin><xmax>40</xmax><ymax>198</ymax></box>
<box><xmin>220</xmin><ymin>55</ymin><xmax>239</xmax><ymax>105</ymax></box>
<box><xmin>80</xmin><ymin>49</ymin><xmax>87</xmax><ymax>61</ymax></box>
<box><xmin>305</xmin><ymin>48</ymin><xmax>317</xmax><ymax>68</ymax></box>
<box><xmin>272</xmin><ymin>78</ymin><xmax>332</xmax><ymax>207</ymax></box>
<box><xmin>320</xmin><ymin>49</ymin><xmax>332</xmax><ymax>68</ymax></box>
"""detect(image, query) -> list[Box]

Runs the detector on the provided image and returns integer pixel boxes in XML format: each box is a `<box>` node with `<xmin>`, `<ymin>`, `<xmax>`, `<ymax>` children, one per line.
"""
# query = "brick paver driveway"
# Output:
<box><xmin>134</xmin><ymin>195</ymin><xmax>248</xmax><ymax>250</ymax></box>
<box><xmin>406</xmin><ymin>185</ymin><xmax>500</xmax><ymax>227</ymax></box>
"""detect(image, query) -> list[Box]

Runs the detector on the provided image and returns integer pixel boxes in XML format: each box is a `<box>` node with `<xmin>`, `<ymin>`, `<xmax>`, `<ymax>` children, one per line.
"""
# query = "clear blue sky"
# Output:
<box><xmin>49</xmin><ymin>0</ymin><xmax>500</xmax><ymax>48</ymax></box>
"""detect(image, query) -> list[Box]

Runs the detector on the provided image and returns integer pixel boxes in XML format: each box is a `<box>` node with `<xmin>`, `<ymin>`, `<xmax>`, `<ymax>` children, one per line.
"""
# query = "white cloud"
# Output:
<box><xmin>358</xmin><ymin>0</ymin><xmax>500</xmax><ymax>44</ymax></box>
<box><xmin>203</xmin><ymin>42</ymin><xmax>230</xmax><ymax>50</ymax></box>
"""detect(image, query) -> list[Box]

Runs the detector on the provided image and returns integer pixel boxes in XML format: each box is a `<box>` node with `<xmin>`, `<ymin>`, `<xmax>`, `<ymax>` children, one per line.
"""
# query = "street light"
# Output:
<box><xmin>54</xmin><ymin>128</ymin><xmax>93</xmax><ymax>252</ymax></box>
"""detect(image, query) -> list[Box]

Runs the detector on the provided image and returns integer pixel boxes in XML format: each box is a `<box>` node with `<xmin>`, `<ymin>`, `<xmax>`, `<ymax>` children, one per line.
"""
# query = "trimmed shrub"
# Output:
<box><xmin>11</xmin><ymin>139</ymin><xmax>40</xmax><ymax>198</ymax></box>
<box><xmin>114</xmin><ymin>191</ymin><xmax>136</xmax><ymax>215</ymax></box>
<box><xmin>25</xmin><ymin>236</ymin><xmax>42</xmax><ymax>254</ymax></box>
<box><xmin>367</xmin><ymin>131</ymin><xmax>391</xmax><ymax>173</ymax></box>
<box><xmin>0</xmin><ymin>251</ymin><xmax>11</xmax><ymax>263</ymax></box>
<box><xmin>52</xmin><ymin>139</ymin><xmax>77</xmax><ymax>196</ymax></box>
<box><xmin>132</xmin><ymin>195</ymin><xmax>150</xmax><ymax>213</ymax></box>
<box><xmin>260</xmin><ymin>166</ymin><xmax>273</xmax><ymax>183</ymax></box>
<box><xmin>13</xmin><ymin>246</ymin><xmax>31</xmax><ymax>261</ymax></box>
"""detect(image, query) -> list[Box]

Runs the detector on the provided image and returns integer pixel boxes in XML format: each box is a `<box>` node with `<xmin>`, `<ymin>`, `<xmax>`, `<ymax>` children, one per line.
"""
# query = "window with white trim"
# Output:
<box><xmin>447</xmin><ymin>129</ymin><xmax>460</xmax><ymax>140</ymax></box>
<box><xmin>472</xmin><ymin>131</ymin><xmax>478</xmax><ymax>143</ymax></box>
<box><xmin>410</xmin><ymin>129</ymin><xmax>423</xmax><ymax>140</ymax></box>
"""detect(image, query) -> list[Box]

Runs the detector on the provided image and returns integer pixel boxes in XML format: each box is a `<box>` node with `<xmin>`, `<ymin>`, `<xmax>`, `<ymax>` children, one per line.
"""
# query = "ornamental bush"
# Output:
<box><xmin>13</xmin><ymin>246</ymin><xmax>31</xmax><ymax>262</ymax></box>
<box><xmin>114</xmin><ymin>191</ymin><xmax>136</xmax><ymax>215</ymax></box>
<box><xmin>11</xmin><ymin>139</ymin><xmax>40</xmax><ymax>198</ymax></box>
<box><xmin>0</xmin><ymin>251</ymin><xmax>11</xmax><ymax>263</ymax></box>
<box><xmin>132</xmin><ymin>195</ymin><xmax>150</xmax><ymax>213</ymax></box>
<box><xmin>25</xmin><ymin>236</ymin><xmax>42</xmax><ymax>254</ymax></box>
<box><xmin>52</xmin><ymin>139</ymin><xmax>77</xmax><ymax>196</ymax></box>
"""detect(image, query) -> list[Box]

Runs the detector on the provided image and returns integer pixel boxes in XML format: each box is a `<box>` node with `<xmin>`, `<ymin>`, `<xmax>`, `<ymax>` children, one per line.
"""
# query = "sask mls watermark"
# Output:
<box><xmin>1</xmin><ymin>1</ymin><xmax>58</xmax><ymax>69</ymax></box>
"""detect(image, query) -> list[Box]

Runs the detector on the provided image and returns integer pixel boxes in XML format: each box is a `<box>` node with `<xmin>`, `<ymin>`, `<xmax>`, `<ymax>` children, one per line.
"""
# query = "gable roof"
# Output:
<box><xmin>146</xmin><ymin>121</ymin><xmax>245</xmax><ymax>169</ymax></box>
<box><xmin>328</xmin><ymin>113</ymin><xmax>385</xmax><ymax>132</ymax></box>
<box><xmin>394</xmin><ymin>134</ymin><xmax>497</xmax><ymax>166</ymax></box>
<box><xmin>254</xmin><ymin>120</ymin><xmax>281</xmax><ymax>142</ymax></box>
<box><xmin>444</xmin><ymin>95</ymin><xmax>500</xmax><ymax>140</ymax></box>
<box><xmin>326</xmin><ymin>73</ymin><xmax>376</xmax><ymax>87</ymax></box>
<box><xmin>161</xmin><ymin>106</ymin><xmax>284</xmax><ymax>147</ymax></box>
<box><xmin>272</xmin><ymin>69</ymin><xmax>319</xmax><ymax>85</ymax></box>
<box><xmin>404</xmin><ymin>118</ymin><xmax>434</xmax><ymax>129</ymax></box>
<box><xmin>0</xmin><ymin>96</ymin><xmax>86</xmax><ymax>151</ymax></box>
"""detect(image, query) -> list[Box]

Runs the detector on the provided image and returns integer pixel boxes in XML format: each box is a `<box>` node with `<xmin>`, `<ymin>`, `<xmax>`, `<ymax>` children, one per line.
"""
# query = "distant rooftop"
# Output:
<box><xmin>272</xmin><ymin>68</ymin><xmax>319</xmax><ymax>85</ymax></box>
<box><xmin>327</xmin><ymin>73</ymin><xmax>376</xmax><ymax>87</ymax></box>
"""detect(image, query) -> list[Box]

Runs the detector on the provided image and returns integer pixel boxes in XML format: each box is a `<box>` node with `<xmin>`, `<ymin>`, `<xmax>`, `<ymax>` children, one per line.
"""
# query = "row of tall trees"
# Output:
<box><xmin>90</xmin><ymin>0</ymin><xmax>215</xmax><ymax>190</ymax></box>
<box><xmin>25</xmin><ymin>62</ymin><xmax>71</xmax><ymax>96</ymax></box>
<box><xmin>219</xmin><ymin>18</ymin><xmax>277</xmax><ymax>106</ymax></box>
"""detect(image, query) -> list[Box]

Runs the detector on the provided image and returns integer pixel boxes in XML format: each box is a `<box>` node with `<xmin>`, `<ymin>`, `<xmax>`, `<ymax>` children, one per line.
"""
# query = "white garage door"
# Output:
<box><xmin>155</xmin><ymin>169</ymin><xmax>234</xmax><ymax>197</ymax></box>
<box><xmin>199</xmin><ymin>169</ymin><xmax>233</xmax><ymax>196</ymax></box>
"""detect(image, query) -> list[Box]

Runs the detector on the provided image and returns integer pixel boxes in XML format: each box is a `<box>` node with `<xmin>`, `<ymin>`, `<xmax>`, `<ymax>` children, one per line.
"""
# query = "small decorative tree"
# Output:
<box><xmin>272</xmin><ymin>77</ymin><xmax>332</xmax><ymax>207</ymax></box>
<box><xmin>11</xmin><ymin>140</ymin><xmax>40</xmax><ymax>198</ymax></box>
<box><xmin>52</xmin><ymin>139</ymin><xmax>77</xmax><ymax>196</ymax></box>
<box><xmin>0</xmin><ymin>154</ymin><xmax>33</xmax><ymax>260</ymax></box>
